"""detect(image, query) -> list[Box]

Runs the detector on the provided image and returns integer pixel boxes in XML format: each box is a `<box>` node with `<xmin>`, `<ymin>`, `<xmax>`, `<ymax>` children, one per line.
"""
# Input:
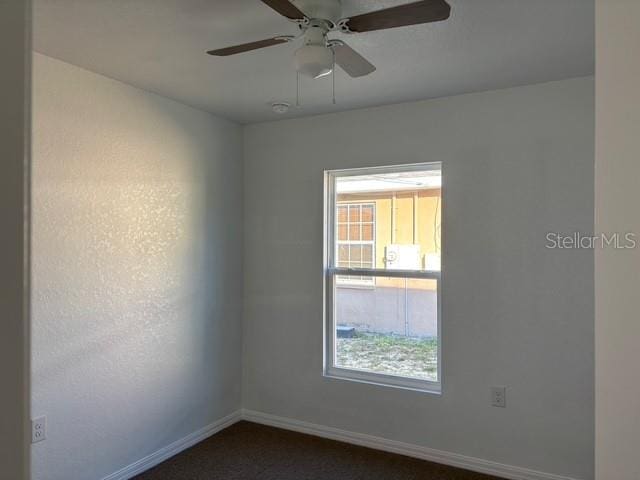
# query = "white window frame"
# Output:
<box><xmin>336</xmin><ymin>202</ymin><xmax>376</xmax><ymax>287</ymax></box>
<box><xmin>323</xmin><ymin>162</ymin><xmax>442</xmax><ymax>394</ymax></box>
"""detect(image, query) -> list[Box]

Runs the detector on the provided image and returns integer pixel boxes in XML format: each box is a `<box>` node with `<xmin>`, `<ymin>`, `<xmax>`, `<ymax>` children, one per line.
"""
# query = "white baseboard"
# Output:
<box><xmin>241</xmin><ymin>409</ymin><xmax>581</xmax><ymax>480</ymax></box>
<box><xmin>101</xmin><ymin>410</ymin><xmax>242</xmax><ymax>480</ymax></box>
<box><xmin>100</xmin><ymin>408</ymin><xmax>581</xmax><ymax>480</ymax></box>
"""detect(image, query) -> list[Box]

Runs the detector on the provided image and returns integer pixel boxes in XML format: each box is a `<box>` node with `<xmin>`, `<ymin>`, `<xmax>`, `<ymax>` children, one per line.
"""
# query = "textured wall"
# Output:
<box><xmin>31</xmin><ymin>54</ymin><xmax>243</xmax><ymax>480</ymax></box>
<box><xmin>244</xmin><ymin>77</ymin><xmax>594</xmax><ymax>480</ymax></box>
<box><xmin>595</xmin><ymin>1</ymin><xmax>640</xmax><ymax>478</ymax></box>
<box><xmin>0</xmin><ymin>1</ymin><xmax>30</xmax><ymax>479</ymax></box>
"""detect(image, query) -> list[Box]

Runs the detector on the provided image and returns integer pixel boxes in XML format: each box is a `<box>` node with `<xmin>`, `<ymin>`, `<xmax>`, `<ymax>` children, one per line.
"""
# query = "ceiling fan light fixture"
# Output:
<box><xmin>294</xmin><ymin>44</ymin><xmax>334</xmax><ymax>79</ymax></box>
<box><xmin>208</xmin><ymin>0</ymin><xmax>453</xmax><ymax>82</ymax></box>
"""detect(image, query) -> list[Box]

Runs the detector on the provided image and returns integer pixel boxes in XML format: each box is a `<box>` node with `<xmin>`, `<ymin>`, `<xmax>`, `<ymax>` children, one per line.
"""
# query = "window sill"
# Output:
<box><xmin>324</xmin><ymin>366</ymin><xmax>442</xmax><ymax>395</ymax></box>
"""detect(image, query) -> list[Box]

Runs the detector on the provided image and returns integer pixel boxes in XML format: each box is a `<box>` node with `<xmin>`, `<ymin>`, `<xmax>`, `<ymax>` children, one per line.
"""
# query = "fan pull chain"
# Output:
<box><xmin>296</xmin><ymin>71</ymin><xmax>300</xmax><ymax>107</ymax></box>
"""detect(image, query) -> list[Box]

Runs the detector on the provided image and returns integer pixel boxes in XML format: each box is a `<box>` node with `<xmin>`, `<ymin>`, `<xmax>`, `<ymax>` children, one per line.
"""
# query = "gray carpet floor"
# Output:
<box><xmin>133</xmin><ymin>421</ymin><xmax>504</xmax><ymax>480</ymax></box>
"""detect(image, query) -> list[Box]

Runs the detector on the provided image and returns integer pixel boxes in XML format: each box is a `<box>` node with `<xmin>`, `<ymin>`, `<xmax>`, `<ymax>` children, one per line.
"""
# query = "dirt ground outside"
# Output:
<box><xmin>336</xmin><ymin>332</ymin><xmax>438</xmax><ymax>381</ymax></box>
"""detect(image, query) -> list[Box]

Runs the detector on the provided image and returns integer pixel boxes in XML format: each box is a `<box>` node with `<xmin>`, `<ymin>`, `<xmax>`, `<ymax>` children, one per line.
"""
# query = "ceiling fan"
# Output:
<box><xmin>207</xmin><ymin>0</ymin><xmax>451</xmax><ymax>79</ymax></box>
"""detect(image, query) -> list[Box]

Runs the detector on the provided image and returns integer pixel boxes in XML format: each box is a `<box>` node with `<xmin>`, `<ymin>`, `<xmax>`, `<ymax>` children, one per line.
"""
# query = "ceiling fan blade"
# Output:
<box><xmin>207</xmin><ymin>36</ymin><xmax>293</xmax><ymax>56</ymax></box>
<box><xmin>332</xmin><ymin>41</ymin><xmax>376</xmax><ymax>78</ymax></box>
<box><xmin>343</xmin><ymin>0</ymin><xmax>451</xmax><ymax>33</ymax></box>
<box><xmin>260</xmin><ymin>0</ymin><xmax>306</xmax><ymax>20</ymax></box>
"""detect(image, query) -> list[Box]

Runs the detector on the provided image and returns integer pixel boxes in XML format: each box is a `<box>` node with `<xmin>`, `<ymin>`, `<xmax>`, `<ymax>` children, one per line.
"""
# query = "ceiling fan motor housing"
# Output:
<box><xmin>293</xmin><ymin>0</ymin><xmax>342</xmax><ymax>24</ymax></box>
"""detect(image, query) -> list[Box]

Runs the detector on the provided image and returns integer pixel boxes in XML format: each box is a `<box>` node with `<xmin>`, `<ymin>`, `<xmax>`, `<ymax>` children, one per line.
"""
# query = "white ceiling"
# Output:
<box><xmin>34</xmin><ymin>0</ymin><xmax>594</xmax><ymax>124</ymax></box>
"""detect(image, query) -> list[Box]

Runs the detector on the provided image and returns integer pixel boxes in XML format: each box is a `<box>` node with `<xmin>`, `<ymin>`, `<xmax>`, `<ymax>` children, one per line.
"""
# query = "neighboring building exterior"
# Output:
<box><xmin>337</xmin><ymin>188</ymin><xmax>441</xmax><ymax>272</ymax></box>
<box><xmin>335</xmin><ymin>184</ymin><xmax>441</xmax><ymax>337</ymax></box>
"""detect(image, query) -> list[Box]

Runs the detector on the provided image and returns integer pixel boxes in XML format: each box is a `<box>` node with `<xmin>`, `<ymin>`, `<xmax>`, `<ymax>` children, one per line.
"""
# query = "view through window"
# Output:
<box><xmin>325</xmin><ymin>163</ymin><xmax>442</xmax><ymax>391</ymax></box>
<box><xmin>336</xmin><ymin>203</ymin><xmax>375</xmax><ymax>285</ymax></box>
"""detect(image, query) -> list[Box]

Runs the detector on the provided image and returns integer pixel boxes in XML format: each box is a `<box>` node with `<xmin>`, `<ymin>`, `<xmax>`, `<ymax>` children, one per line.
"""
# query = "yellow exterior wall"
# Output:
<box><xmin>337</xmin><ymin>188</ymin><xmax>441</xmax><ymax>289</ymax></box>
<box><xmin>418</xmin><ymin>190</ymin><xmax>442</xmax><ymax>256</ymax></box>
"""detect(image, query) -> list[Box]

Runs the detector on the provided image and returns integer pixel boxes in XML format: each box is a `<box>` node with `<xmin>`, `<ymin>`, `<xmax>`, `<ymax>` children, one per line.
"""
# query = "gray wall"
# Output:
<box><xmin>0</xmin><ymin>1</ymin><xmax>30</xmax><ymax>479</ymax></box>
<box><xmin>243</xmin><ymin>77</ymin><xmax>594</xmax><ymax>480</ymax></box>
<box><xmin>595</xmin><ymin>1</ymin><xmax>640</xmax><ymax>478</ymax></box>
<box><xmin>31</xmin><ymin>54</ymin><xmax>243</xmax><ymax>480</ymax></box>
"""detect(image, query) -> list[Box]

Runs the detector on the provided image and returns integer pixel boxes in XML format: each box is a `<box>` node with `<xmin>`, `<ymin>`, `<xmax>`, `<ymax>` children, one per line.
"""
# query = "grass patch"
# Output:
<box><xmin>336</xmin><ymin>332</ymin><xmax>438</xmax><ymax>381</ymax></box>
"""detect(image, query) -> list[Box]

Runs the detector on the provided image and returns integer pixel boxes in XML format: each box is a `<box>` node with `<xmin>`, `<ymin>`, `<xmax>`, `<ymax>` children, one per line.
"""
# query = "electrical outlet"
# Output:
<box><xmin>32</xmin><ymin>416</ymin><xmax>46</xmax><ymax>444</ymax></box>
<box><xmin>491</xmin><ymin>386</ymin><xmax>506</xmax><ymax>408</ymax></box>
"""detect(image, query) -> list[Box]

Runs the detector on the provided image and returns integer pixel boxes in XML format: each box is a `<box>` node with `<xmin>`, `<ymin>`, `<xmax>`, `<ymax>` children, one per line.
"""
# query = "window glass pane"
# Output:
<box><xmin>337</xmin><ymin>224</ymin><xmax>347</xmax><ymax>241</ymax></box>
<box><xmin>329</xmin><ymin>165</ymin><xmax>441</xmax><ymax>390</ymax></box>
<box><xmin>350</xmin><ymin>245</ymin><xmax>362</xmax><ymax>263</ymax></box>
<box><xmin>361</xmin><ymin>205</ymin><xmax>374</xmax><ymax>222</ymax></box>
<box><xmin>334</xmin><ymin>276</ymin><xmax>438</xmax><ymax>382</ymax></box>
<box><xmin>349</xmin><ymin>225</ymin><xmax>360</xmax><ymax>241</ymax></box>
<box><xmin>348</xmin><ymin>205</ymin><xmax>360</xmax><ymax>222</ymax></box>
<box><xmin>362</xmin><ymin>224</ymin><xmax>373</xmax><ymax>241</ymax></box>
<box><xmin>336</xmin><ymin>201</ymin><xmax>375</xmax><ymax>285</ymax></box>
<box><xmin>335</xmin><ymin>169</ymin><xmax>441</xmax><ymax>272</ymax></box>
<box><xmin>362</xmin><ymin>245</ymin><xmax>373</xmax><ymax>262</ymax></box>
<box><xmin>337</xmin><ymin>206</ymin><xmax>347</xmax><ymax>222</ymax></box>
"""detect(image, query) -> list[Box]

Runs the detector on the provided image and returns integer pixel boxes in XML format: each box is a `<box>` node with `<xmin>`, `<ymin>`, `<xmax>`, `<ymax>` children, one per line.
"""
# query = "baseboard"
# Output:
<box><xmin>100</xmin><ymin>408</ymin><xmax>581</xmax><ymax>480</ymax></box>
<box><xmin>241</xmin><ymin>409</ymin><xmax>581</xmax><ymax>480</ymax></box>
<box><xmin>101</xmin><ymin>410</ymin><xmax>242</xmax><ymax>480</ymax></box>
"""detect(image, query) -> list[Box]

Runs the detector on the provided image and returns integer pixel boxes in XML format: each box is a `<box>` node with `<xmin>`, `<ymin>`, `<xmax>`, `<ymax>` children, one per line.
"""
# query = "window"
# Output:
<box><xmin>324</xmin><ymin>163</ymin><xmax>442</xmax><ymax>393</ymax></box>
<box><xmin>336</xmin><ymin>203</ymin><xmax>375</xmax><ymax>286</ymax></box>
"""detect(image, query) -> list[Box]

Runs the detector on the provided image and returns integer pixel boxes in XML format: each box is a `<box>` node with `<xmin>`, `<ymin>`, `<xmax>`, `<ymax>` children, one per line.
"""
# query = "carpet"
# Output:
<box><xmin>133</xmin><ymin>421</ymin><xmax>503</xmax><ymax>480</ymax></box>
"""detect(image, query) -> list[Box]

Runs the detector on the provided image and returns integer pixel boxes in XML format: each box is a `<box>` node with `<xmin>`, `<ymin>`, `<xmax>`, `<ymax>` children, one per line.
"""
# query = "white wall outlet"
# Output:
<box><xmin>32</xmin><ymin>416</ymin><xmax>47</xmax><ymax>443</ymax></box>
<box><xmin>491</xmin><ymin>386</ymin><xmax>506</xmax><ymax>408</ymax></box>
